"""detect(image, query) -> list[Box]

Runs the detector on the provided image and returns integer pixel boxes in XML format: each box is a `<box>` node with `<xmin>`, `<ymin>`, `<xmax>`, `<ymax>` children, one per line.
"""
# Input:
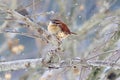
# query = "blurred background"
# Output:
<box><xmin>0</xmin><ymin>0</ymin><xmax>120</xmax><ymax>80</ymax></box>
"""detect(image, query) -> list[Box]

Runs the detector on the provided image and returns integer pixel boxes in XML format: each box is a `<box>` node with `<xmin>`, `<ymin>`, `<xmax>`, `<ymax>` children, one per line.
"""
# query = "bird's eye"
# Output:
<box><xmin>51</xmin><ymin>19</ymin><xmax>61</xmax><ymax>25</ymax></box>
<box><xmin>52</xmin><ymin>21</ymin><xmax>56</xmax><ymax>24</ymax></box>
<box><xmin>52</xmin><ymin>21</ymin><xmax>60</xmax><ymax>25</ymax></box>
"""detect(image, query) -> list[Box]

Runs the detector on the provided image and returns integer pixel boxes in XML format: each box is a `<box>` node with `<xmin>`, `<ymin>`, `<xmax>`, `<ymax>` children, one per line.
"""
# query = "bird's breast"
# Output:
<box><xmin>48</xmin><ymin>25</ymin><xmax>61</xmax><ymax>34</ymax></box>
<box><xmin>57</xmin><ymin>32</ymin><xmax>69</xmax><ymax>39</ymax></box>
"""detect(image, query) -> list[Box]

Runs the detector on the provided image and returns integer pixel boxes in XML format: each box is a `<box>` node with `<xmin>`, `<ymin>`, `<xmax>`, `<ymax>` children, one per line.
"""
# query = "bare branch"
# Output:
<box><xmin>87</xmin><ymin>60</ymin><xmax>120</xmax><ymax>69</ymax></box>
<box><xmin>0</xmin><ymin>58</ymin><xmax>43</xmax><ymax>72</ymax></box>
<box><xmin>0</xmin><ymin>57</ymin><xmax>120</xmax><ymax>72</ymax></box>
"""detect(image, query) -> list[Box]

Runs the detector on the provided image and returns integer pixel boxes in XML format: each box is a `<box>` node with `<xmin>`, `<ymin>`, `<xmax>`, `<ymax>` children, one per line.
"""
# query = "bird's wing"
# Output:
<box><xmin>58</xmin><ymin>22</ymin><xmax>71</xmax><ymax>34</ymax></box>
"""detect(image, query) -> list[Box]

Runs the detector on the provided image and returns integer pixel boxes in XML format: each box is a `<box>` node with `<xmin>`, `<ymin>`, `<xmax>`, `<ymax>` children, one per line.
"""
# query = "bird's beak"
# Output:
<box><xmin>49</xmin><ymin>21</ymin><xmax>53</xmax><ymax>24</ymax></box>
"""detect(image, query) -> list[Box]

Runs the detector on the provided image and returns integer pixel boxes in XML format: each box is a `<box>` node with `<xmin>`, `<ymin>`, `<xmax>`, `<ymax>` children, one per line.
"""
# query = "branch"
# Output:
<box><xmin>5</xmin><ymin>9</ymin><xmax>50</xmax><ymax>42</ymax></box>
<box><xmin>0</xmin><ymin>58</ymin><xmax>43</xmax><ymax>72</ymax></box>
<box><xmin>87</xmin><ymin>60</ymin><xmax>120</xmax><ymax>69</ymax></box>
<box><xmin>0</xmin><ymin>57</ymin><xmax>120</xmax><ymax>72</ymax></box>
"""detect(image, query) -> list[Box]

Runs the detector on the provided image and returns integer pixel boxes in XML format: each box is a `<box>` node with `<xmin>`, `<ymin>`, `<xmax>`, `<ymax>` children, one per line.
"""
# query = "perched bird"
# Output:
<box><xmin>48</xmin><ymin>19</ymin><xmax>76</xmax><ymax>40</ymax></box>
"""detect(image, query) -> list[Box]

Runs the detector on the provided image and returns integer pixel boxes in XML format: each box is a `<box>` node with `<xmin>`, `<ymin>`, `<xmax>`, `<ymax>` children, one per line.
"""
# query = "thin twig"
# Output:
<box><xmin>86</xmin><ymin>49</ymin><xmax>120</xmax><ymax>60</ymax></box>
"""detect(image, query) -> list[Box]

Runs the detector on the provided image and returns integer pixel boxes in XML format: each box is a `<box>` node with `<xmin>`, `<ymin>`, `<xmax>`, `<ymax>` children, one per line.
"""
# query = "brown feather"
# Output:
<box><xmin>50</xmin><ymin>19</ymin><xmax>76</xmax><ymax>35</ymax></box>
<box><xmin>58</xmin><ymin>22</ymin><xmax>71</xmax><ymax>34</ymax></box>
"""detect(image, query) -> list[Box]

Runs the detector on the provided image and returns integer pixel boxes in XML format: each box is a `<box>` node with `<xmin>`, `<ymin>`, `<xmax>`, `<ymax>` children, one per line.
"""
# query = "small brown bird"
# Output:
<box><xmin>48</xmin><ymin>19</ymin><xmax>76</xmax><ymax>40</ymax></box>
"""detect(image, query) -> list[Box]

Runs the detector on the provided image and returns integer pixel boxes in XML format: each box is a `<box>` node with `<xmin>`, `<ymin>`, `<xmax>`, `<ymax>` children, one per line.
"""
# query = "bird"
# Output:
<box><xmin>48</xmin><ymin>19</ymin><xmax>76</xmax><ymax>40</ymax></box>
